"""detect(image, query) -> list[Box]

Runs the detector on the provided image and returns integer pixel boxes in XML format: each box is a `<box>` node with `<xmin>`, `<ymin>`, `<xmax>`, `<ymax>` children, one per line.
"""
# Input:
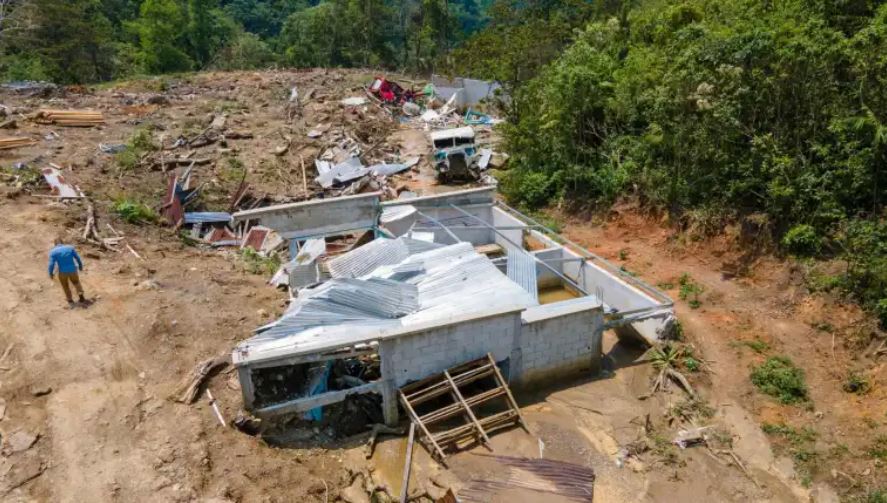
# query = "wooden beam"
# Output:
<box><xmin>444</xmin><ymin>369</ymin><xmax>492</xmax><ymax>446</ymax></box>
<box><xmin>487</xmin><ymin>353</ymin><xmax>528</xmax><ymax>431</ymax></box>
<box><xmin>399</xmin><ymin>423</ymin><xmax>416</xmax><ymax>503</ymax></box>
<box><xmin>254</xmin><ymin>381</ymin><xmax>380</xmax><ymax>417</ymax></box>
<box><xmin>399</xmin><ymin>390</ymin><xmax>447</xmax><ymax>461</ymax></box>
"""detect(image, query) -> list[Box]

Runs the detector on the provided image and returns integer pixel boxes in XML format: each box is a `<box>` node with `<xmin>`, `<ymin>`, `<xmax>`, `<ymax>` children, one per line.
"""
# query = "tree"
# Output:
<box><xmin>4</xmin><ymin>0</ymin><xmax>115</xmax><ymax>82</ymax></box>
<box><xmin>128</xmin><ymin>0</ymin><xmax>192</xmax><ymax>73</ymax></box>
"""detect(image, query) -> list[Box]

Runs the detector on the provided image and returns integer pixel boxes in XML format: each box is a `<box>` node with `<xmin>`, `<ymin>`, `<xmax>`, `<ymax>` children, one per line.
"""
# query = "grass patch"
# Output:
<box><xmin>732</xmin><ymin>337</ymin><xmax>771</xmax><ymax>354</ymax></box>
<box><xmin>868</xmin><ymin>436</ymin><xmax>887</xmax><ymax>460</ymax></box>
<box><xmin>762</xmin><ymin>423</ymin><xmax>819</xmax><ymax>487</ymax></box>
<box><xmin>843</xmin><ymin>371</ymin><xmax>871</xmax><ymax>395</ymax></box>
<box><xmin>114</xmin><ymin>127</ymin><xmax>158</xmax><ymax>171</ymax></box>
<box><xmin>239</xmin><ymin>248</ymin><xmax>281</xmax><ymax>276</ymax></box>
<box><xmin>526</xmin><ymin>209</ymin><xmax>563</xmax><ymax>234</ymax></box>
<box><xmin>751</xmin><ymin>356</ymin><xmax>808</xmax><ymax>404</ymax></box>
<box><xmin>678</xmin><ymin>273</ymin><xmax>704</xmax><ymax>309</ymax></box>
<box><xmin>857</xmin><ymin>489</ymin><xmax>887</xmax><ymax>503</ymax></box>
<box><xmin>113</xmin><ymin>198</ymin><xmax>158</xmax><ymax>225</ymax></box>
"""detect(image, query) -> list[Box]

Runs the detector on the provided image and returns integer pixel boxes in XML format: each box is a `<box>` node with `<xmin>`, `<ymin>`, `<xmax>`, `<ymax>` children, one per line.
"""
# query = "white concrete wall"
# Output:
<box><xmin>491</xmin><ymin>206</ymin><xmax>526</xmax><ymax>249</ymax></box>
<box><xmin>382</xmin><ymin>312</ymin><xmax>520</xmax><ymax>387</ymax></box>
<box><xmin>561</xmin><ymin>247</ymin><xmax>669</xmax><ymax>344</ymax></box>
<box><xmin>380</xmin><ymin>306</ymin><xmax>604</xmax><ymax>389</ymax></box>
<box><xmin>516</xmin><ymin>303</ymin><xmax>604</xmax><ymax>386</ymax></box>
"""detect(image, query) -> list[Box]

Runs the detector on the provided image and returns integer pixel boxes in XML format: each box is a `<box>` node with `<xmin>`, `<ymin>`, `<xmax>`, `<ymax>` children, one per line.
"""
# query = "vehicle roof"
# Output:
<box><xmin>430</xmin><ymin>126</ymin><xmax>475</xmax><ymax>141</ymax></box>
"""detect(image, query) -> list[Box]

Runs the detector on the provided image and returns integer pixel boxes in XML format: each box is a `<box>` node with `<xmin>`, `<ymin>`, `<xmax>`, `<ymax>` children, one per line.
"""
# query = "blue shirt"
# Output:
<box><xmin>48</xmin><ymin>245</ymin><xmax>83</xmax><ymax>276</ymax></box>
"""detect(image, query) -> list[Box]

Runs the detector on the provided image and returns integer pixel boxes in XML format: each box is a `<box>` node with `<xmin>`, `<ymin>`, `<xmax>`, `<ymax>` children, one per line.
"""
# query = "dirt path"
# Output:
<box><xmin>0</xmin><ymin>200</ymin><xmax>360</xmax><ymax>502</ymax></box>
<box><xmin>557</xmin><ymin>208</ymin><xmax>885</xmax><ymax>500</ymax></box>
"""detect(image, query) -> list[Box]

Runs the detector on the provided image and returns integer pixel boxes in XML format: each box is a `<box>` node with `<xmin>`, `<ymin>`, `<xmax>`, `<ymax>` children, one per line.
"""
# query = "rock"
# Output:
<box><xmin>810</xmin><ymin>483</ymin><xmax>840</xmax><ymax>503</ymax></box>
<box><xmin>341</xmin><ymin>478</ymin><xmax>371</xmax><ymax>503</ymax></box>
<box><xmin>137</xmin><ymin>279</ymin><xmax>160</xmax><ymax>291</ymax></box>
<box><xmin>0</xmin><ymin>397</ymin><xmax>6</xmax><ymax>420</ymax></box>
<box><xmin>147</xmin><ymin>95</ymin><xmax>170</xmax><ymax>106</ymax></box>
<box><xmin>5</xmin><ymin>430</ymin><xmax>38</xmax><ymax>453</ymax></box>
<box><xmin>30</xmin><ymin>386</ymin><xmax>52</xmax><ymax>397</ymax></box>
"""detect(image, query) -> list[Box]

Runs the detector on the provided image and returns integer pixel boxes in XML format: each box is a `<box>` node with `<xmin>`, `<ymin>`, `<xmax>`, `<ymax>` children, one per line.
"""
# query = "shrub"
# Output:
<box><xmin>751</xmin><ymin>356</ymin><xmax>809</xmax><ymax>404</ymax></box>
<box><xmin>239</xmin><ymin>248</ymin><xmax>281</xmax><ymax>276</ymax></box>
<box><xmin>113</xmin><ymin>198</ymin><xmax>158</xmax><ymax>224</ymax></box>
<box><xmin>843</xmin><ymin>372</ymin><xmax>871</xmax><ymax>394</ymax></box>
<box><xmin>782</xmin><ymin>224</ymin><xmax>821</xmax><ymax>256</ymax></box>
<box><xmin>678</xmin><ymin>273</ymin><xmax>703</xmax><ymax>309</ymax></box>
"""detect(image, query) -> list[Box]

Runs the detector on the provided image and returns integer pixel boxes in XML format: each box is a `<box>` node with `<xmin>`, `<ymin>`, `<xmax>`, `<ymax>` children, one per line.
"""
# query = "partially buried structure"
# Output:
<box><xmin>230</xmin><ymin>187</ymin><xmax>674</xmax><ymax>426</ymax></box>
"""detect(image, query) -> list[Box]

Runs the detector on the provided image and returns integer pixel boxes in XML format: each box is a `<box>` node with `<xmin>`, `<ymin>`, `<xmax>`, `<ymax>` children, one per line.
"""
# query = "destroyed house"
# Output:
<box><xmin>230</xmin><ymin>188</ymin><xmax>674</xmax><ymax>426</ymax></box>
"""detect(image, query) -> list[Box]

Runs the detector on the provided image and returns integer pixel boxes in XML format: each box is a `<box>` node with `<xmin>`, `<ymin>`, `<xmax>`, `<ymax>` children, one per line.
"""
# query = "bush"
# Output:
<box><xmin>678</xmin><ymin>273</ymin><xmax>704</xmax><ymax>309</ymax></box>
<box><xmin>113</xmin><ymin>198</ymin><xmax>158</xmax><ymax>224</ymax></box>
<box><xmin>782</xmin><ymin>224</ymin><xmax>821</xmax><ymax>256</ymax></box>
<box><xmin>239</xmin><ymin>248</ymin><xmax>281</xmax><ymax>276</ymax></box>
<box><xmin>751</xmin><ymin>356</ymin><xmax>809</xmax><ymax>404</ymax></box>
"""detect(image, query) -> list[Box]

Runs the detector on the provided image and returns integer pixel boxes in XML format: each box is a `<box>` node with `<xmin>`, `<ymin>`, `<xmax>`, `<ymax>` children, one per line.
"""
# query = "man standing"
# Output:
<box><xmin>48</xmin><ymin>237</ymin><xmax>86</xmax><ymax>305</ymax></box>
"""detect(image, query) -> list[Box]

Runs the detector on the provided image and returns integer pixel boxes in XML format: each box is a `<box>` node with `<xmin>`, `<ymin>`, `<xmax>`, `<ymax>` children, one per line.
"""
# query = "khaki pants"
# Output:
<box><xmin>57</xmin><ymin>272</ymin><xmax>84</xmax><ymax>301</ymax></box>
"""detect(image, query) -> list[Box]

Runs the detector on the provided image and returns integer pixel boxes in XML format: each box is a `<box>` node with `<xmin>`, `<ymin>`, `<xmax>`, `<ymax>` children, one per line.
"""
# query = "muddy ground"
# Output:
<box><xmin>0</xmin><ymin>69</ymin><xmax>883</xmax><ymax>502</ymax></box>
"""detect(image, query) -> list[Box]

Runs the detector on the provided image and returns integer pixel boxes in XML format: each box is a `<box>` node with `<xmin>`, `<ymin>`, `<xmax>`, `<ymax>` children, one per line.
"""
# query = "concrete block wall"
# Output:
<box><xmin>382</xmin><ymin>312</ymin><xmax>520</xmax><ymax>388</ymax></box>
<box><xmin>516</xmin><ymin>305</ymin><xmax>603</xmax><ymax>387</ymax></box>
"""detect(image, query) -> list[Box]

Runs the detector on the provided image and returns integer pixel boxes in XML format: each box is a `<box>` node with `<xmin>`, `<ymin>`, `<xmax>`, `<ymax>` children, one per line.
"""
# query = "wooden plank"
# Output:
<box><xmin>444</xmin><ymin>369</ymin><xmax>492</xmax><ymax>446</ymax></box>
<box><xmin>399</xmin><ymin>390</ymin><xmax>447</xmax><ymax>461</ymax></box>
<box><xmin>399</xmin><ymin>423</ymin><xmax>416</xmax><ymax>503</ymax></box>
<box><xmin>487</xmin><ymin>353</ymin><xmax>528</xmax><ymax>430</ymax></box>
<box><xmin>419</xmin><ymin>387</ymin><xmax>506</xmax><ymax>425</ymax></box>
<box><xmin>254</xmin><ymin>381</ymin><xmax>380</xmax><ymax>417</ymax></box>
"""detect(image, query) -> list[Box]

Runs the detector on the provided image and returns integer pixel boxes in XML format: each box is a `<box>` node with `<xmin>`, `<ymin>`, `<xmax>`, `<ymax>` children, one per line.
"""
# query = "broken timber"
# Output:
<box><xmin>399</xmin><ymin>353</ymin><xmax>526</xmax><ymax>462</ymax></box>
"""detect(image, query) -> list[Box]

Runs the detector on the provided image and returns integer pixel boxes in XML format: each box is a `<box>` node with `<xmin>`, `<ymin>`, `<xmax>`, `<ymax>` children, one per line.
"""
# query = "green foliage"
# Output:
<box><xmin>239</xmin><ymin>247</ymin><xmax>281</xmax><ymax>276</ymax></box>
<box><xmin>115</xmin><ymin>128</ymin><xmax>157</xmax><ymax>171</ymax></box>
<box><xmin>762</xmin><ymin>422</ymin><xmax>820</xmax><ymax>486</ymax></box>
<box><xmin>113</xmin><ymin>198</ymin><xmax>158</xmax><ymax>224</ymax></box>
<box><xmin>782</xmin><ymin>224</ymin><xmax>821</xmax><ymax>256</ymax></box>
<box><xmin>211</xmin><ymin>32</ymin><xmax>276</xmax><ymax>70</ymax></box>
<box><xmin>856</xmin><ymin>490</ymin><xmax>887</xmax><ymax>503</ymax></box>
<box><xmin>500</xmin><ymin>0</ymin><xmax>887</xmax><ymax>321</ymax></box>
<box><xmin>678</xmin><ymin>273</ymin><xmax>703</xmax><ymax>309</ymax></box>
<box><xmin>843</xmin><ymin>371</ymin><xmax>871</xmax><ymax>394</ymax></box>
<box><xmin>128</xmin><ymin>0</ymin><xmax>193</xmax><ymax>73</ymax></box>
<box><xmin>869</xmin><ymin>435</ymin><xmax>887</xmax><ymax>459</ymax></box>
<box><xmin>751</xmin><ymin>356</ymin><xmax>809</xmax><ymax>404</ymax></box>
<box><xmin>733</xmin><ymin>338</ymin><xmax>770</xmax><ymax>354</ymax></box>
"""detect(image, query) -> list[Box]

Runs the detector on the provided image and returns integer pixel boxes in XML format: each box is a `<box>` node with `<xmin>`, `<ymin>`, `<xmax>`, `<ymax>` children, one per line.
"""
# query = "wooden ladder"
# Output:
<box><xmin>398</xmin><ymin>353</ymin><xmax>526</xmax><ymax>461</ymax></box>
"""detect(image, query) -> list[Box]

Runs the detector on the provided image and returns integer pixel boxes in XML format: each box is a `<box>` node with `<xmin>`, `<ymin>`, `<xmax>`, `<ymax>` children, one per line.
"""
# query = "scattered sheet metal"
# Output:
<box><xmin>340</xmin><ymin>97</ymin><xmax>368</xmax><ymax>106</ymax></box>
<box><xmin>315</xmin><ymin>157</ymin><xmax>368</xmax><ymax>188</ymax></box>
<box><xmin>271</xmin><ymin>238</ymin><xmax>327</xmax><ymax>289</ymax></box>
<box><xmin>506</xmin><ymin>245</ymin><xmax>538</xmax><ymax>301</ymax></box>
<box><xmin>327</xmin><ymin>237</ymin><xmax>410</xmax><ymax>279</ymax></box>
<box><xmin>315</xmin><ymin>159</ymin><xmax>332</xmax><ymax>175</ymax></box>
<box><xmin>380</xmin><ymin>205</ymin><xmax>418</xmax><ymax>237</ymax></box>
<box><xmin>369</xmin><ymin>157</ymin><xmax>420</xmax><ymax>177</ymax></box>
<box><xmin>205</xmin><ymin>227</ymin><xmax>238</xmax><ymax>246</ymax></box>
<box><xmin>459</xmin><ymin>455</ymin><xmax>595</xmax><ymax>502</ymax></box>
<box><xmin>99</xmin><ymin>143</ymin><xmax>127</xmax><ymax>154</ymax></box>
<box><xmin>242</xmin><ymin>226</ymin><xmax>271</xmax><ymax>251</ymax></box>
<box><xmin>41</xmin><ymin>167</ymin><xmax>83</xmax><ymax>198</ymax></box>
<box><xmin>477</xmin><ymin>148</ymin><xmax>493</xmax><ymax>170</ymax></box>
<box><xmin>184</xmin><ymin>212</ymin><xmax>232</xmax><ymax>225</ymax></box>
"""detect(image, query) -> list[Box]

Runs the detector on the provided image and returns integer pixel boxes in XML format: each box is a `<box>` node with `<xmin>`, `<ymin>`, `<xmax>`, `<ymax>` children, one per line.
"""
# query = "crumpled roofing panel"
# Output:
<box><xmin>237</xmin><ymin>237</ymin><xmax>538</xmax><ymax>363</ymax></box>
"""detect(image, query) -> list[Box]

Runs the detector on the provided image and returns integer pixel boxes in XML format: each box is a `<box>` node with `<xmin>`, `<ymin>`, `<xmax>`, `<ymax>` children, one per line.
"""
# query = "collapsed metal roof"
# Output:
<box><xmin>233</xmin><ymin>238</ymin><xmax>538</xmax><ymax>366</ymax></box>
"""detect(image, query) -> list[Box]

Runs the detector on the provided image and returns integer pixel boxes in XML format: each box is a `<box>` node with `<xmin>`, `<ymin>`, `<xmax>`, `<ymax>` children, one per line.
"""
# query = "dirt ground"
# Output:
<box><xmin>0</xmin><ymin>70</ymin><xmax>883</xmax><ymax>502</ymax></box>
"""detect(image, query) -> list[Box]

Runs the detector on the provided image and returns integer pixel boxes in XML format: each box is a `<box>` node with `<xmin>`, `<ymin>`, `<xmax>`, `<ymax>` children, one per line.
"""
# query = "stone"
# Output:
<box><xmin>341</xmin><ymin>477</ymin><xmax>371</xmax><ymax>503</ymax></box>
<box><xmin>5</xmin><ymin>430</ymin><xmax>38</xmax><ymax>453</ymax></box>
<box><xmin>30</xmin><ymin>386</ymin><xmax>52</xmax><ymax>397</ymax></box>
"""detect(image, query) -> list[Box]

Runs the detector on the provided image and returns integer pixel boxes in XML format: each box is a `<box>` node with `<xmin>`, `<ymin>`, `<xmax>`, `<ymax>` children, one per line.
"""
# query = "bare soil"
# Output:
<box><xmin>0</xmin><ymin>70</ymin><xmax>882</xmax><ymax>502</ymax></box>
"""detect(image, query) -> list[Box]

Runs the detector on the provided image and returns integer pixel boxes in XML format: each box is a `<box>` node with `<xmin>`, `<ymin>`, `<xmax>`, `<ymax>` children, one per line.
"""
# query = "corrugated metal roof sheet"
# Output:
<box><xmin>235</xmin><ymin>238</ymin><xmax>539</xmax><ymax>365</ymax></box>
<box><xmin>506</xmin><ymin>245</ymin><xmax>538</xmax><ymax>301</ymax></box>
<box><xmin>184</xmin><ymin>212</ymin><xmax>232</xmax><ymax>224</ymax></box>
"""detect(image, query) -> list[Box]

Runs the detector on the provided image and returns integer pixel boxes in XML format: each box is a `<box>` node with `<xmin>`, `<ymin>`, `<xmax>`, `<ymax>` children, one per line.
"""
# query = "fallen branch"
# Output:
<box><xmin>365</xmin><ymin>424</ymin><xmax>406</xmax><ymax>459</ymax></box>
<box><xmin>174</xmin><ymin>355</ymin><xmax>229</xmax><ymax>404</ymax></box>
